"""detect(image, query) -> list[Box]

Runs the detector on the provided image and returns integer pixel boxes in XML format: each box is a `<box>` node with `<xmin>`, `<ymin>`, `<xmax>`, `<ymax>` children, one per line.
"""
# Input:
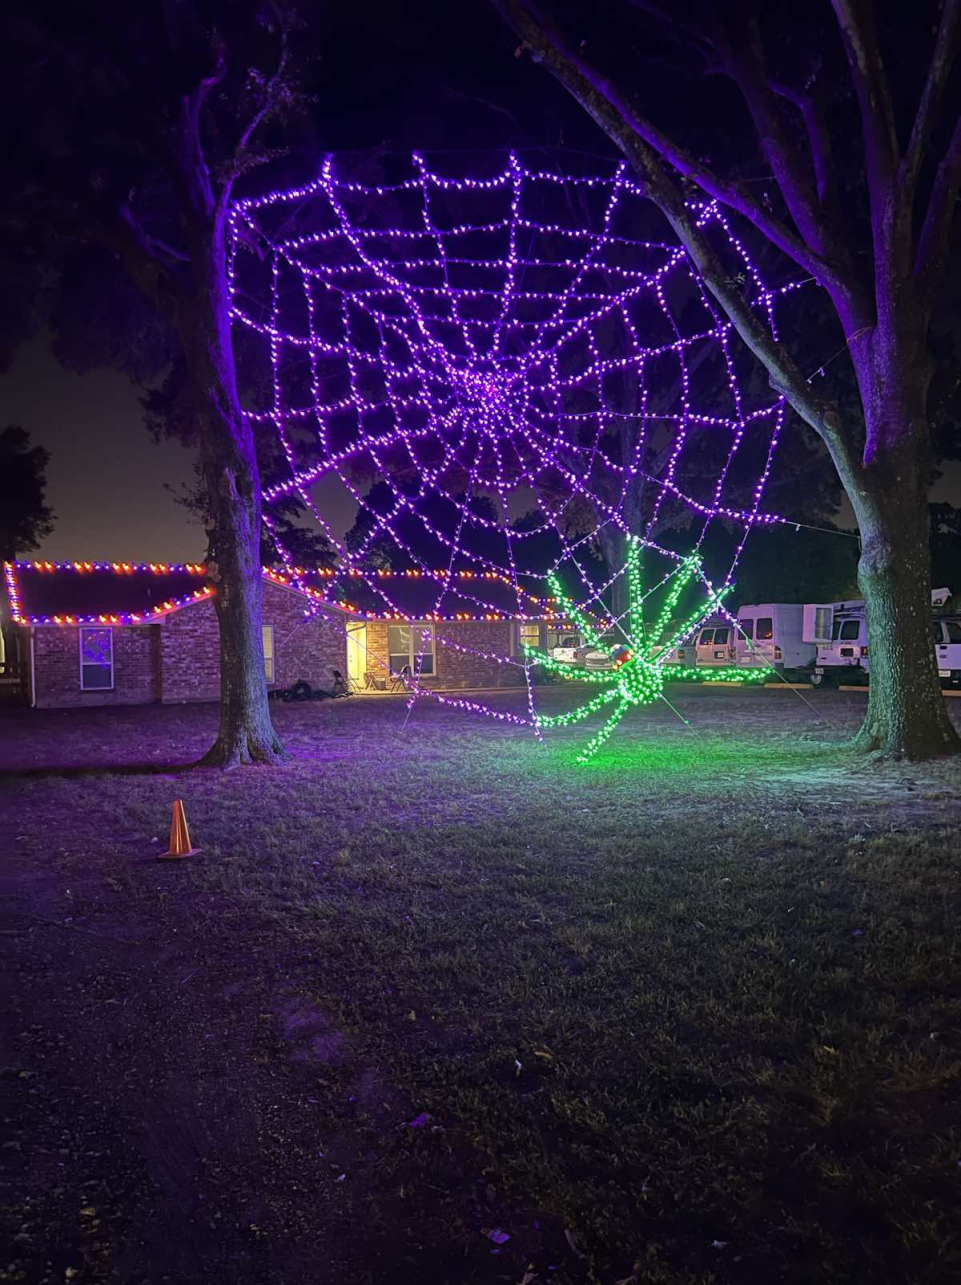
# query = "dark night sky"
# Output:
<box><xmin>1</xmin><ymin>0</ymin><xmax>958</xmax><ymax>562</ymax></box>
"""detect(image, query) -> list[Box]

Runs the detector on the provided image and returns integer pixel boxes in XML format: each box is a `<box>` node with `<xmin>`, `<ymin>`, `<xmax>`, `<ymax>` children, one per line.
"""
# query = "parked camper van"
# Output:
<box><xmin>804</xmin><ymin>601</ymin><xmax>869</xmax><ymax>686</ymax></box>
<box><xmin>800</xmin><ymin>590</ymin><xmax>956</xmax><ymax>687</ymax></box>
<box><xmin>734</xmin><ymin>603</ymin><xmax>816</xmax><ymax>676</ymax></box>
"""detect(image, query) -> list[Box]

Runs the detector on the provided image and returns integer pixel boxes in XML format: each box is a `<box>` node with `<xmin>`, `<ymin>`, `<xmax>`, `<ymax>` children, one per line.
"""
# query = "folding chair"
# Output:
<box><xmin>331</xmin><ymin>670</ymin><xmax>352</xmax><ymax>698</ymax></box>
<box><xmin>389</xmin><ymin>664</ymin><xmax>411</xmax><ymax>693</ymax></box>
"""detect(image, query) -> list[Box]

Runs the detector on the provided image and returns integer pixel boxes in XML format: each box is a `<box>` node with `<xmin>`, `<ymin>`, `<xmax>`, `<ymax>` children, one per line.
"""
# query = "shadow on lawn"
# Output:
<box><xmin>0</xmin><ymin>759</ymin><xmax>202</xmax><ymax>779</ymax></box>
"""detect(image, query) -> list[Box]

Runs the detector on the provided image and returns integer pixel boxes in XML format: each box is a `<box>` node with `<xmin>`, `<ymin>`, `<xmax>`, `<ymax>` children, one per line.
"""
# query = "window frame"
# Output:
<box><xmin>262</xmin><ymin>624</ymin><xmax>275</xmax><ymax>684</ymax></box>
<box><xmin>387</xmin><ymin>621</ymin><xmax>436</xmax><ymax>677</ymax></box>
<box><xmin>515</xmin><ymin>621</ymin><xmax>541</xmax><ymax>656</ymax></box>
<box><xmin>79</xmin><ymin>625</ymin><xmax>115</xmax><ymax>692</ymax></box>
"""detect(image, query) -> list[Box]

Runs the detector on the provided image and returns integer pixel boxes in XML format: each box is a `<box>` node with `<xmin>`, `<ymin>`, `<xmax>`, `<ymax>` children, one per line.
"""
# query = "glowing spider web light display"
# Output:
<box><xmin>229</xmin><ymin>153</ymin><xmax>802</xmax><ymax>757</ymax></box>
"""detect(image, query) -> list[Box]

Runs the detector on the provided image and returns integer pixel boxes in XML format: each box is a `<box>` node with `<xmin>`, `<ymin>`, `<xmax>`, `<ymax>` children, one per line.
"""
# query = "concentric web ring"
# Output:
<box><xmin>229</xmin><ymin>153</ymin><xmax>802</xmax><ymax>750</ymax></box>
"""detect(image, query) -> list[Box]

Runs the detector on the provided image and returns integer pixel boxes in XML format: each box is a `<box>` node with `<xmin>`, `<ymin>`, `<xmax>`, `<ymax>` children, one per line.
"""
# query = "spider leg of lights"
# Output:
<box><xmin>228</xmin><ymin>154</ymin><xmax>796</xmax><ymax>753</ymax></box>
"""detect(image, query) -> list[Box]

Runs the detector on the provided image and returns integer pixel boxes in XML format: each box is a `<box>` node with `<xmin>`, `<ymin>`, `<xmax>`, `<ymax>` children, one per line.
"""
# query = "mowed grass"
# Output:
<box><xmin>3</xmin><ymin>689</ymin><xmax>961</xmax><ymax>1285</ymax></box>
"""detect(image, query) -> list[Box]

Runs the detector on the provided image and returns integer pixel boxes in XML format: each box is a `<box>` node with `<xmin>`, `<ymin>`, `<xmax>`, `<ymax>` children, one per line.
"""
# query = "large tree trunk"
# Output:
<box><xmin>852</xmin><ymin>486</ymin><xmax>956</xmax><ymax>757</ymax></box>
<box><xmin>842</xmin><ymin>350</ymin><xmax>959</xmax><ymax>759</ymax></box>
<box><xmin>184</xmin><ymin>225</ymin><xmax>286</xmax><ymax>768</ymax></box>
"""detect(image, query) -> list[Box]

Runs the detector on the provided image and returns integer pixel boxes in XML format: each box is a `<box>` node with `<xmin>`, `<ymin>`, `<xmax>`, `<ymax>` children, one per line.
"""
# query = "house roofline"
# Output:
<box><xmin>3</xmin><ymin>560</ymin><xmax>572</xmax><ymax>627</ymax></box>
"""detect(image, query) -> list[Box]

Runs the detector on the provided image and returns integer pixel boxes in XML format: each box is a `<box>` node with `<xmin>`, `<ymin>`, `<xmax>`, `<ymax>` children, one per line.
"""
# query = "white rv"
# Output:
<box><xmin>803</xmin><ymin>600</ymin><xmax>869</xmax><ymax>686</ymax></box>
<box><xmin>734</xmin><ymin>603</ymin><xmax>816</xmax><ymax>676</ymax></box>
<box><xmin>801</xmin><ymin>589</ymin><xmax>957</xmax><ymax>687</ymax></box>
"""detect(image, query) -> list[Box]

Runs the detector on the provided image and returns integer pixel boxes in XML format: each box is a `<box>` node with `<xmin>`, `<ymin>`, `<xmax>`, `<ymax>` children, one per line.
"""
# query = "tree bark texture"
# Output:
<box><xmin>841</xmin><ymin>338</ymin><xmax>959</xmax><ymax>758</ymax></box>
<box><xmin>184</xmin><ymin>223</ymin><xmax>286</xmax><ymax>768</ymax></box>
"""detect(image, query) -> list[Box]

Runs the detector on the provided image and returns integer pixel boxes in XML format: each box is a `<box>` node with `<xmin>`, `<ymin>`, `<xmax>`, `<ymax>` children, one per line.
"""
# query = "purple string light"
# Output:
<box><xmin>229</xmin><ymin>155</ymin><xmax>803</xmax><ymax>731</ymax></box>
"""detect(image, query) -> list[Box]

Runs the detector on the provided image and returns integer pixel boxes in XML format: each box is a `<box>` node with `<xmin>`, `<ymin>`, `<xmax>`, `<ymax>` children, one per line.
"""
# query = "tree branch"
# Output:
<box><xmin>219</xmin><ymin>9</ymin><xmax>293</xmax><ymax>209</ymax></box>
<box><xmin>901</xmin><ymin>0</ymin><xmax>961</xmax><ymax>197</ymax></box>
<box><xmin>770</xmin><ymin>78</ymin><xmax>838</xmax><ymax>210</ymax></box>
<box><xmin>713</xmin><ymin>7</ymin><xmax>835</xmax><ymax>259</ymax></box>
<box><xmin>830</xmin><ymin>0</ymin><xmax>899</xmax><ymax>201</ymax></box>
<box><xmin>914</xmin><ymin>112</ymin><xmax>961</xmax><ymax>304</ymax></box>
<box><xmin>492</xmin><ymin>0</ymin><xmax>864</xmax><ymax>488</ymax></box>
<box><xmin>494</xmin><ymin>0</ymin><xmax>846</xmax><ymax>291</ymax></box>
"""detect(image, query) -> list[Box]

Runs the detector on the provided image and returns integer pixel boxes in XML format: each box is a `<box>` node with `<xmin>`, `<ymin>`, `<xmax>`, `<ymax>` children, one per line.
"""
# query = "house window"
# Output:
<box><xmin>387</xmin><ymin>623</ymin><xmax>435</xmax><ymax>675</ymax></box>
<box><xmin>516</xmin><ymin>621</ymin><xmax>541</xmax><ymax>655</ymax></box>
<box><xmin>79</xmin><ymin>626</ymin><xmax>114</xmax><ymax>690</ymax></box>
<box><xmin>262</xmin><ymin>625</ymin><xmax>275</xmax><ymax>683</ymax></box>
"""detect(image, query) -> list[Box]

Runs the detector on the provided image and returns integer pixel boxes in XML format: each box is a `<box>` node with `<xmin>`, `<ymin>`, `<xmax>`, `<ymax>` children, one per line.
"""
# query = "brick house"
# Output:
<box><xmin>2</xmin><ymin>561</ymin><xmax>572</xmax><ymax>708</ymax></box>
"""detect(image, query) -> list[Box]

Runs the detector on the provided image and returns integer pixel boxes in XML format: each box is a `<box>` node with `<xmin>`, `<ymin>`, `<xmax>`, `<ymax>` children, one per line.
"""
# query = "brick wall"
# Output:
<box><xmin>32</xmin><ymin>625</ymin><xmax>160</xmax><ymax>708</ymax></box>
<box><xmin>159</xmin><ymin>580</ymin><xmax>348</xmax><ymax>704</ymax></box>
<box><xmin>157</xmin><ymin>598</ymin><xmax>222</xmax><ymax>703</ymax></box>
<box><xmin>266</xmin><ymin>593</ymin><xmax>348</xmax><ymax>694</ymax></box>
<box><xmin>360</xmin><ymin>619</ymin><xmax>527</xmax><ymax>690</ymax></box>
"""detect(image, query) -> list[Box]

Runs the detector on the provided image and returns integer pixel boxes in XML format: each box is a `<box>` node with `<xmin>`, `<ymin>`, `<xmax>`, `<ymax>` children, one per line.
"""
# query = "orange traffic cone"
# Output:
<box><xmin>158</xmin><ymin>800</ymin><xmax>201</xmax><ymax>860</ymax></box>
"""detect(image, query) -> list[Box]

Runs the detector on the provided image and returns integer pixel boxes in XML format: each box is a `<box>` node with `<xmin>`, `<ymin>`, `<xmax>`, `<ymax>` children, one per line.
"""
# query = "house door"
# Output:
<box><xmin>346</xmin><ymin>623</ymin><xmax>367</xmax><ymax>689</ymax></box>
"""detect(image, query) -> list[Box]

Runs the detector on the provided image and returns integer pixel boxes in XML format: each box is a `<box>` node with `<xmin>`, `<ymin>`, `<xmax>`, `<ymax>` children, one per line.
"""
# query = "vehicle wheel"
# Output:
<box><xmin>808</xmin><ymin>670</ymin><xmax>834</xmax><ymax>689</ymax></box>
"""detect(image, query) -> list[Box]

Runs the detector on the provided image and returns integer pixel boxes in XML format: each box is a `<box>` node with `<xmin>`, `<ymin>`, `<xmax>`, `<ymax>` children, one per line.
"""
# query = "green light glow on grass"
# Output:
<box><xmin>525</xmin><ymin>541</ymin><xmax>772</xmax><ymax>761</ymax></box>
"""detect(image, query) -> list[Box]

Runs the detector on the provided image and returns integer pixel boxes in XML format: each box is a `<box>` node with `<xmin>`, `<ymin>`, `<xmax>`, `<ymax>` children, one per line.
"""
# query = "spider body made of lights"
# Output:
<box><xmin>524</xmin><ymin>542</ymin><xmax>766</xmax><ymax>761</ymax></box>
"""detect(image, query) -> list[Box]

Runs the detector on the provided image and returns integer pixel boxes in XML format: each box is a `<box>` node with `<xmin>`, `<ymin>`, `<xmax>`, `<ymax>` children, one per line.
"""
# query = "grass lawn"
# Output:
<box><xmin>2</xmin><ymin>687</ymin><xmax>961</xmax><ymax>1285</ymax></box>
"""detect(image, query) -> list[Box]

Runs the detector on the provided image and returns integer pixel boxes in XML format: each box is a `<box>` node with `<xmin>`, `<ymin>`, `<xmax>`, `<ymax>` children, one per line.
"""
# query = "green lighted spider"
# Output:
<box><xmin>523</xmin><ymin>539</ymin><xmax>768</xmax><ymax>762</ymax></box>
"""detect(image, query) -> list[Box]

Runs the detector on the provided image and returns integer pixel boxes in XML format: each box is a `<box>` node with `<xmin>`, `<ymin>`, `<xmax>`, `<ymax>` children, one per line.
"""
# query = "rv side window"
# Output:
<box><xmin>713</xmin><ymin>627</ymin><xmax>729</xmax><ymax>644</ymax></box>
<box><xmin>739</xmin><ymin>620</ymin><xmax>754</xmax><ymax>640</ymax></box>
<box><xmin>839</xmin><ymin>619</ymin><xmax>860</xmax><ymax>641</ymax></box>
<box><xmin>946</xmin><ymin>622</ymin><xmax>961</xmax><ymax>643</ymax></box>
<box><xmin>699</xmin><ymin>629</ymin><xmax>715</xmax><ymax>644</ymax></box>
<box><xmin>933</xmin><ymin>622</ymin><xmax>944</xmax><ymax>642</ymax></box>
<box><xmin>756</xmin><ymin>617</ymin><xmax>773</xmax><ymax>640</ymax></box>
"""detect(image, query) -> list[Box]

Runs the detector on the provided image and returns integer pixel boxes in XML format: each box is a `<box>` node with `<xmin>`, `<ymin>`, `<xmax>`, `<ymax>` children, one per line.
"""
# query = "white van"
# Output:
<box><xmin>802</xmin><ymin>596</ymin><xmax>959</xmax><ymax>688</ymax></box>
<box><xmin>668</xmin><ymin>617</ymin><xmax>736</xmax><ymax>668</ymax></box>
<box><xmin>934</xmin><ymin>617</ymin><xmax>961</xmax><ymax>685</ymax></box>
<box><xmin>735</xmin><ymin>603</ymin><xmax>816</xmax><ymax>675</ymax></box>
<box><xmin>808</xmin><ymin>609</ymin><xmax>869</xmax><ymax>686</ymax></box>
